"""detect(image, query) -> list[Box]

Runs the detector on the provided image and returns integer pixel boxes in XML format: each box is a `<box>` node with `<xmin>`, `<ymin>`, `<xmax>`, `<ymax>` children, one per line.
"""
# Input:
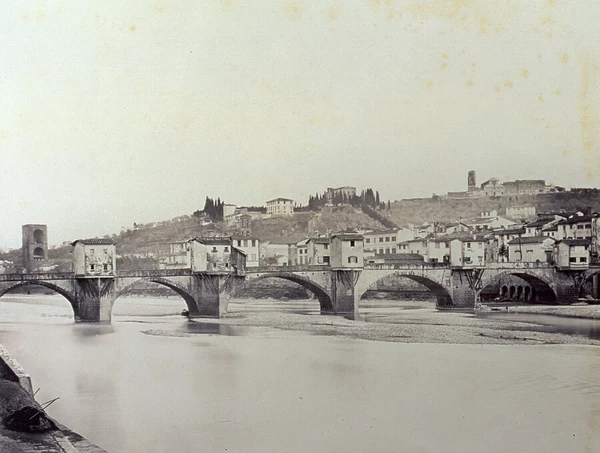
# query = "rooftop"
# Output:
<box><xmin>557</xmin><ymin>239</ymin><xmax>592</xmax><ymax>246</ymax></box>
<box><xmin>72</xmin><ymin>238</ymin><xmax>116</xmax><ymax>246</ymax></box>
<box><xmin>266</xmin><ymin>197</ymin><xmax>294</xmax><ymax>203</ymax></box>
<box><xmin>508</xmin><ymin>236</ymin><xmax>555</xmax><ymax>245</ymax></box>
<box><xmin>557</xmin><ymin>215</ymin><xmax>593</xmax><ymax>225</ymax></box>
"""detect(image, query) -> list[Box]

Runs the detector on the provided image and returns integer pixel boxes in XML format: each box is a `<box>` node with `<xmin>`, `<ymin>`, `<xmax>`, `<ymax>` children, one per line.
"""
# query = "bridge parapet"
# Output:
<box><xmin>485</xmin><ymin>262</ymin><xmax>553</xmax><ymax>270</ymax></box>
<box><xmin>364</xmin><ymin>263</ymin><xmax>450</xmax><ymax>271</ymax></box>
<box><xmin>250</xmin><ymin>265</ymin><xmax>331</xmax><ymax>273</ymax></box>
<box><xmin>116</xmin><ymin>269</ymin><xmax>193</xmax><ymax>278</ymax></box>
<box><xmin>0</xmin><ymin>272</ymin><xmax>75</xmax><ymax>282</ymax></box>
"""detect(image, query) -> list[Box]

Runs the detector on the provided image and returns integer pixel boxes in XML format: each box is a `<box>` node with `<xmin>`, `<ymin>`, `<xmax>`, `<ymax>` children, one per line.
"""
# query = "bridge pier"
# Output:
<box><xmin>448</xmin><ymin>272</ymin><xmax>478</xmax><ymax>308</ymax></box>
<box><xmin>73</xmin><ymin>278</ymin><xmax>116</xmax><ymax>322</ymax></box>
<box><xmin>593</xmin><ymin>274</ymin><xmax>600</xmax><ymax>300</ymax></box>
<box><xmin>553</xmin><ymin>271</ymin><xmax>584</xmax><ymax>305</ymax></box>
<box><xmin>330</xmin><ymin>270</ymin><xmax>361</xmax><ymax>316</ymax></box>
<box><xmin>188</xmin><ymin>274</ymin><xmax>238</xmax><ymax>318</ymax></box>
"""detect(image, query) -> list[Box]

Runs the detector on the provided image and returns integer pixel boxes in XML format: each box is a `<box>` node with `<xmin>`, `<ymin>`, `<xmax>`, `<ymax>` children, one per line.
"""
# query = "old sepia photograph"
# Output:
<box><xmin>1</xmin><ymin>1</ymin><xmax>599</xmax><ymax>452</ymax></box>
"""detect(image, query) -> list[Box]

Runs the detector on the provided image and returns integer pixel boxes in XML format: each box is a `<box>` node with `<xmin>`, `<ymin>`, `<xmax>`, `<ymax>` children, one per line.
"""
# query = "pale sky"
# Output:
<box><xmin>1</xmin><ymin>1</ymin><xmax>599</xmax><ymax>249</ymax></box>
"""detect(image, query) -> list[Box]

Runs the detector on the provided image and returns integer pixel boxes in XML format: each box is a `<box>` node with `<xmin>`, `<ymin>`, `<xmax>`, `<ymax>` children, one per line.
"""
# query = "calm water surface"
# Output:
<box><xmin>1</xmin><ymin>295</ymin><xmax>599</xmax><ymax>453</ymax></box>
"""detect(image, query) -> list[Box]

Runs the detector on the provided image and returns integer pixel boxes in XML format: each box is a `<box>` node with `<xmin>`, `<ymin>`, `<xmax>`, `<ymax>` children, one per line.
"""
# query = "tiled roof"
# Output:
<box><xmin>309</xmin><ymin>237</ymin><xmax>331</xmax><ymax>244</ymax></box>
<box><xmin>194</xmin><ymin>236</ymin><xmax>231</xmax><ymax>245</ymax></box>
<box><xmin>495</xmin><ymin>227</ymin><xmax>526</xmax><ymax>235</ymax></box>
<box><xmin>266</xmin><ymin>197</ymin><xmax>294</xmax><ymax>203</ymax></box>
<box><xmin>72</xmin><ymin>238</ymin><xmax>116</xmax><ymax>246</ymax></box>
<box><xmin>525</xmin><ymin>218</ymin><xmax>555</xmax><ymax>228</ymax></box>
<box><xmin>331</xmin><ymin>233</ymin><xmax>363</xmax><ymax>241</ymax></box>
<box><xmin>508</xmin><ymin>236</ymin><xmax>554</xmax><ymax>245</ymax></box>
<box><xmin>557</xmin><ymin>239</ymin><xmax>591</xmax><ymax>246</ymax></box>
<box><xmin>557</xmin><ymin>215</ymin><xmax>593</xmax><ymax>225</ymax></box>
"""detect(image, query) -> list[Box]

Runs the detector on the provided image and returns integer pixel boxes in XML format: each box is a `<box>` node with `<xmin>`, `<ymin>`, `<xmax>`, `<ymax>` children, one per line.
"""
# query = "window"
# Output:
<box><xmin>379</xmin><ymin>248</ymin><xmax>384</xmax><ymax>254</ymax></box>
<box><xmin>90</xmin><ymin>249</ymin><xmax>95</xmax><ymax>255</ymax></box>
<box><xmin>252</xmin><ymin>240</ymin><xmax>256</xmax><ymax>247</ymax></box>
<box><xmin>103</xmin><ymin>264</ymin><xmax>108</xmax><ymax>271</ymax></box>
<box><xmin>569</xmin><ymin>257</ymin><xmax>577</xmax><ymax>263</ymax></box>
<box><xmin>212</xmin><ymin>247</ymin><xmax>217</xmax><ymax>252</ymax></box>
<box><xmin>238</xmin><ymin>240</ymin><xmax>242</xmax><ymax>246</ymax></box>
<box><xmin>224</xmin><ymin>247</ymin><xmax>229</xmax><ymax>252</ymax></box>
<box><xmin>391</xmin><ymin>248</ymin><xmax>396</xmax><ymax>254</ymax></box>
<box><xmin>391</xmin><ymin>236</ymin><xmax>396</xmax><ymax>242</ymax></box>
<box><xmin>323</xmin><ymin>256</ymin><xmax>330</xmax><ymax>264</ymax></box>
<box><xmin>348</xmin><ymin>256</ymin><xmax>358</xmax><ymax>264</ymax></box>
<box><xmin>577</xmin><ymin>225</ymin><xmax>584</xmax><ymax>230</ymax></box>
<box><xmin>385</xmin><ymin>237</ymin><xmax>390</xmax><ymax>242</ymax></box>
<box><xmin>366</xmin><ymin>238</ymin><xmax>371</xmax><ymax>243</ymax></box>
<box><xmin>90</xmin><ymin>264</ymin><xmax>95</xmax><ymax>271</ymax></box>
<box><xmin>466</xmin><ymin>242</ymin><xmax>471</xmax><ymax>248</ymax></box>
<box><xmin>379</xmin><ymin>237</ymin><xmax>383</xmax><ymax>242</ymax></box>
<box><xmin>350</xmin><ymin>240</ymin><xmax>355</xmax><ymax>247</ymax></box>
<box><xmin>385</xmin><ymin>248</ymin><xmax>390</xmax><ymax>254</ymax></box>
<box><xmin>324</xmin><ymin>244</ymin><xmax>328</xmax><ymax>250</ymax></box>
<box><xmin>580</xmin><ymin>257</ymin><xmax>587</xmax><ymax>263</ymax></box>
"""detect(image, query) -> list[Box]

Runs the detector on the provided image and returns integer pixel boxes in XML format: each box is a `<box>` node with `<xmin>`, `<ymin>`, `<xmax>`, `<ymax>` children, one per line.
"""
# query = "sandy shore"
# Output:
<box><xmin>183</xmin><ymin>299</ymin><xmax>600</xmax><ymax>347</ymax></box>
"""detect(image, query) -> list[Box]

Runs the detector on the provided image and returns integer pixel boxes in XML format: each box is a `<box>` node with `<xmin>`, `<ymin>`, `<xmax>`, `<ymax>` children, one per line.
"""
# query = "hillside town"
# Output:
<box><xmin>154</xmin><ymin>172</ymin><xmax>599</xmax><ymax>274</ymax></box>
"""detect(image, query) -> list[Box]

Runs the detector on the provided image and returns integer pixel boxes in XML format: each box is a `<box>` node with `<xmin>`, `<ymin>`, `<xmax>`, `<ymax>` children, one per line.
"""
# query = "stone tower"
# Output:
<box><xmin>22</xmin><ymin>224</ymin><xmax>48</xmax><ymax>273</ymax></box>
<box><xmin>468</xmin><ymin>170</ymin><xmax>476</xmax><ymax>192</ymax></box>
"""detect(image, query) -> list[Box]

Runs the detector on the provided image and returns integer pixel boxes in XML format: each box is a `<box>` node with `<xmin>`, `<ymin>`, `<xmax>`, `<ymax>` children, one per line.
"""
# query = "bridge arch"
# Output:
<box><xmin>480</xmin><ymin>271</ymin><xmax>556</xmax><ymax>303</ymax></box>
<box><xmin>0</xmin><ymin>281</ymin><xmax>79</xmax><ymax>318</ymax></box>
<box><xmin>241</xmin><ymin>273</ymin><xmax>333</xmax><ymax>312</ymax></box>
<box><xmin>114</xmin><ymin>277</ymin><xmax>197</xmax><ymax>314</ymax></box>
<box><xmin>358</xmin><ymin>272</ymin><xmax>453</xmax><ymax>307</ymax></box>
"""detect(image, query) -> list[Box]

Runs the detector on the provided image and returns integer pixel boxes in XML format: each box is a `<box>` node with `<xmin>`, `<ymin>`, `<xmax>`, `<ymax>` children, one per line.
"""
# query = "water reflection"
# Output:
<box><xmin>478</xmin><ymin>312</ymin><xmax>600</xmax><ymax>340</ymax></box>
<box><xmin>72</xmin><ymin>323</ymin><xmax>115</xmax><ymax>338</ymax></box>
<box><xmin>181</xmin><ymin>321</ymin><xmax>250</xmax><ymax>336</ymax></box>
<box><xmin>1</xmin><ymin>295</ymin><xmax>600</xmax><ymax>453</ymax></box>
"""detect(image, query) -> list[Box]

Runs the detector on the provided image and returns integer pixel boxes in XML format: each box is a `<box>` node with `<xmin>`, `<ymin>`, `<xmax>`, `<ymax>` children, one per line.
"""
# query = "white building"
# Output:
<box><xmin>265</xmin><ymin>198</ymin><xmax>295</xmax><ymax>216</ymax></box>
<box><xmin>72</xmin><ymin>239</ymin><xmax>117</xmax><ymax>277</ymax></box>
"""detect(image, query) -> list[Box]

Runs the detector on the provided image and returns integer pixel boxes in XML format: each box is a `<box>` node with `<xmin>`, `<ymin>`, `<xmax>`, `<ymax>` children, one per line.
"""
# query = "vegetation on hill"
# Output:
<box><xmin>307</xmin><ymin>188</ymin><xmax>387</xmax><ymax>210</ymax></box>
<box><xmin>383</xmin><ymin>190</ymin><xmax>600</xmax><ymax>227</ymax></box>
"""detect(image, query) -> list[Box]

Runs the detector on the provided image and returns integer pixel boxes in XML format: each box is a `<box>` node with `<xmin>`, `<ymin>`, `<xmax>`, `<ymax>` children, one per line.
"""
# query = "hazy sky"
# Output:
<box><xmin>1</xmin><ymin>1</ymin><xmax>599</xmax><ymax>249</ymax></box>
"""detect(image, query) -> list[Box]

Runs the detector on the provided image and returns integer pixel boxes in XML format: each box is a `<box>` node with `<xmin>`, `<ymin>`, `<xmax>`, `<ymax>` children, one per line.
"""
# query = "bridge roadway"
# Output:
<box><xmin>0</xmin><ymin>263</ymin><xmax>599</xmax><ymax>322</ymax></box>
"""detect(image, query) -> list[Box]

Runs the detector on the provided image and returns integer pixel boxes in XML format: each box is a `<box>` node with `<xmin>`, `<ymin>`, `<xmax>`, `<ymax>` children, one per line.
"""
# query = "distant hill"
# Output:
<box><xmin>381</xmin><ymin>190</ymin><xmax>600</xmax><ymax>227</ymax></box>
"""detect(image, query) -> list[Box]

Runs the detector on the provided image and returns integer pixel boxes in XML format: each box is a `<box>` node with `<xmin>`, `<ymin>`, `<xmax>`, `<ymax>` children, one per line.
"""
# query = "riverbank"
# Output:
<box><xmin>0</xmin><ymin>345</ymin><xmax>105</xmax><ymax>453</ymax></box>
<box><xmin>174</xmin><ymin>299</ymin><xmax>600</xmax><ymax>346</ymax></box>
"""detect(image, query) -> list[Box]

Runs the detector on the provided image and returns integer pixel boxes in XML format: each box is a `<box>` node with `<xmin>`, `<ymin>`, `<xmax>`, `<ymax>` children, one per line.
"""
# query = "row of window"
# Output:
<box><xmin>236</xmin><ymin>240</ymin><xmax>257</xmax><ymax>247</ymax></box>
<box><xmin>365</xmin><ymin>236</ymin><xmax>397</xmax><ymax>244</ymax></box>
<box><xmin>569</xmin><ymin>257</ymin><xmax>588</xmax><ymax>263</ymax></box>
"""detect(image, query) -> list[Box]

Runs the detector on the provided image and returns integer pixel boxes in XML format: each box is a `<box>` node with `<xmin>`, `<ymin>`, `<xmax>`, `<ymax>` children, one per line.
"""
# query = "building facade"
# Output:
<box><xmin>72</xmin><ymin>238</ymin><xmax>117</xmax><ymax>277</ymax></box>
<box><xmin>265</xmin><ymin>198</ymin><xmax>295</xmax><ymax>216</ymax></box>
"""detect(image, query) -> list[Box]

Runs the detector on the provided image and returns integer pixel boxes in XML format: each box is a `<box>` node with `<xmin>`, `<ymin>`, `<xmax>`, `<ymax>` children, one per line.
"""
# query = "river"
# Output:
<box><xmin>1</xmin><ymin>294</ymin><xmax>599</xmax><ymax>453</ymax></box>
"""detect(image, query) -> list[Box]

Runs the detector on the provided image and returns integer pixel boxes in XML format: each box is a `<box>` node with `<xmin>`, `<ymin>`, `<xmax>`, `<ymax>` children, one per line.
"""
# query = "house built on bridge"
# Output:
<box><xmin>1</xmin><ymin>230</ymin><xmax>600</xmax><ymax>323</ymax></box>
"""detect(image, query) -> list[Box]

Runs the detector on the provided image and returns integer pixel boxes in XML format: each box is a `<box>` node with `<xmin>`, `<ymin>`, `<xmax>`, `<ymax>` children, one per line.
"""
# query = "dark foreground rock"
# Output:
<box><xmin>0</xmin><ymin>379</ymin><xmax>56</xmax><ymax>433</ymax></box>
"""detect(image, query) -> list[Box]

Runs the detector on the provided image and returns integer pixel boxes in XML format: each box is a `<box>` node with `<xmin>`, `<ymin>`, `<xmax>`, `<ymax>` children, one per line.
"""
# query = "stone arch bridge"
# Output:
<box><xmin>0</xmin><ymin>270</ymin><xmax>242</xmax><ymax>322</ymax></box>
<box><xmin>0</xmin><ymin>263</ymin><xmax>596</xmax><ymax>322</ymax></box>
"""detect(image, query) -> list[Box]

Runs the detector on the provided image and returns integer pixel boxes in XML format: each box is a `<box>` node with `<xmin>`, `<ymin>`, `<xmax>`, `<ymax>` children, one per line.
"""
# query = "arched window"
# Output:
<box><xmin>33</xmin><ymin>229</ymin><xmax>44</xmax><ymax>243</ymax></box>
<box><xmin>33</xmin><ymin>247</ymin><xmax>45</xmax><ymax>259</ymax></box>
